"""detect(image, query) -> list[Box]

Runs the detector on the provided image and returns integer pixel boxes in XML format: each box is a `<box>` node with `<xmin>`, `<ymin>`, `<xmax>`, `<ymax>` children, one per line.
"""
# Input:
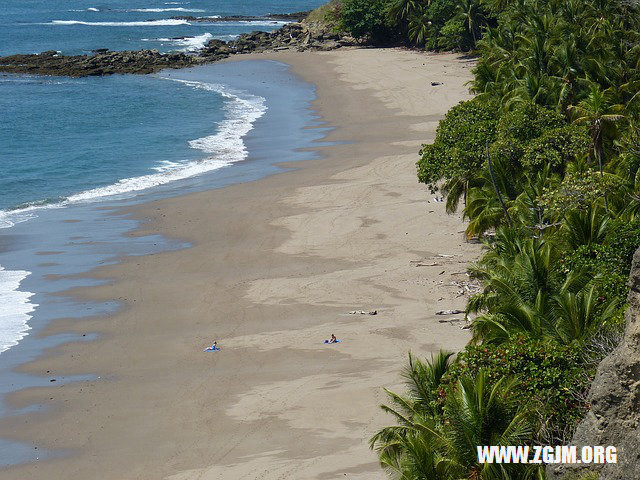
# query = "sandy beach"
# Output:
<box><xmin>1</xmin><ymin>48</ymin><xmax>478</xmax><ymax>479</ymax></box>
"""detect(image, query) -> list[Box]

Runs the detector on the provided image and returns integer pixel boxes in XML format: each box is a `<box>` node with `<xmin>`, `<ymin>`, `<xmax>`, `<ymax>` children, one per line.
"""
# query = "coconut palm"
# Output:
<box><xmin>371</xmin><ymin>357</ymin><xmax>539</xmax><ymax>479</ymax></box>
<box><xmin>443</xmin><ymin>372</ymin><xmax>537</xmax><ymax>479</ymax></box>
<box><xmin>370</xmin><ymin>351</ymin><xmax>456</xmax><ymax>479</ymax></box>
<box><xmin>455</xmin><ymin>0</ymin><xmax>484</xmax><ymax>47</ymax></box>
<box><xmin>467</xmin><ymin>239</ymin><xmax>603</xmax><ymax>343</ymax></box>
<box><xmin>568</xmin><ymin>85</ymin><xmax>625</xmax><ymax>173</ymax></box>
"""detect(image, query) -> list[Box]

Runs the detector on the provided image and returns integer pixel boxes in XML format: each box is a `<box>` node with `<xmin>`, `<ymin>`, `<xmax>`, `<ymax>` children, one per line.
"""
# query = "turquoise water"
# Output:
<box><xmin>0</xmin><ymin>0</ymin><xmax>326</xmax><ymax>354</ymax></box>
<box><xmin>0</xmin><ymin>0</ymin><xmax>321</xmax><ymax>55</ymax></box>
<box><xmin>1</xmin><ymin>0</ymin><xmax>328</xmax><ymax>465</ymax></box>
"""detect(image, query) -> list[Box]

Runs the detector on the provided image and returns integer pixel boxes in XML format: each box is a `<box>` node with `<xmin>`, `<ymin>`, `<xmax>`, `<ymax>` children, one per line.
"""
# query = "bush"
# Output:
<box><xmin>496</xmin><ymin>102</ymin><xmax>565</xmax><ymax>143</ymax></box>
<box><xmin>605</xmin><ymin>218</ymin><xmax>640</xmax><ymax>272</ymax></box>
<box><xmin>539</xmin><ymin>171</ymin><xmax>625</xmax><ymax>216</ymax></box>
<box><xmin>338</xmin><ymin>0</ymin><xmax>392</xmax><ymax>42</ymax></box>
<box><xmin>417</xmin><ymin>97</ymin><xmax>499</xmax><ymax>189</ymax></box>
<box><xmin>522</xmin><ymin>125</ymin><xmax>591</xmax><ymax>172</ymax></box>
<box><xmin>561</xmin><ymin>244</ymin><xmax>629</xmax><ymax>310</ymax></box>
<box><xmin>438</xmin><ymin>18</ymin><xmax>467</xmax><ymax>50</ymax></box>
<box><xmin>445</xmin><ymin>336</ymin><xmax>595</xmax><ymax>443</ymax></box>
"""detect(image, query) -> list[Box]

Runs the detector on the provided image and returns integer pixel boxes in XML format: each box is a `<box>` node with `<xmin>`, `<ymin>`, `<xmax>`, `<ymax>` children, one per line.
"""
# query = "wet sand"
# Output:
<box><xmin>1</xmin><ymin>48</ymin><xmax>477</xmax><ymax>479</ymax></box>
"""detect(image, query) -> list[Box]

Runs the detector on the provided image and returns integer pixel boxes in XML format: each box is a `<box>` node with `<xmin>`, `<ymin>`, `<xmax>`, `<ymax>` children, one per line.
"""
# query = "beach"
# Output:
<box><xmin>1</xmin><ymin>48</ymin><xmax>477</xmax><ymax>479</ymax></box>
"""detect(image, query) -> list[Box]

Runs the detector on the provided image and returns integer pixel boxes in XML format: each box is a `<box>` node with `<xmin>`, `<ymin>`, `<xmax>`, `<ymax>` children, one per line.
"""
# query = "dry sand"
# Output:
<box><xmin>1</xmin><ymin>48</ymin><xmax>478</xmax><ymax>479</ymax></box>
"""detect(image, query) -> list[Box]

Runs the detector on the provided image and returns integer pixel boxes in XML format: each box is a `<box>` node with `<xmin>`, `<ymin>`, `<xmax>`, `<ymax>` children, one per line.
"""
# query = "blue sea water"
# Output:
<box><xmin>0</xmin><ymin>1</ymin><xmax>326</xmax><ymax>353</ymax></box>
<box><xmin>1</xmin><ymin>0</ymin><xmax>329</xmax><ymax>466</ymax></box>
<box><xmin>0</xmin><ymin>0</ymin><xmax>321</xmax><ymax>55</ymax></box>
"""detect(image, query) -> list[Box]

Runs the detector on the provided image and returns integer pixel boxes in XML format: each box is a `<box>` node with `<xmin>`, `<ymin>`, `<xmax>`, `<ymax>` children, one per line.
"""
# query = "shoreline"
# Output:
<box><xmin>1</xmin><ymin>48</ymin><xmax>478</xmax><ymax>479</ymax></box>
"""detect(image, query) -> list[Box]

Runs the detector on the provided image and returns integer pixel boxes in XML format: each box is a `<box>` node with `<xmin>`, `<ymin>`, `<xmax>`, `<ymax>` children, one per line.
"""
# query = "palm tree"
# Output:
<box><xmin>370</xmin><ymin>351</ymin><xmax>456</xmax><ymax>479</ymax></box>
<box><xmin>568</xmin><ymin>84</ymin><xmax>625</xmax><ymax>211</ymax></box>
<box><xmin>561</xmin><ymin>205</ymin><xmax>610</xmax><ymax>249</ymax></box>
<box><xmin>371</xmin><ymin>356</ymin><xmax>539</xmax><ymax>479</ymax></box>
<box><xmin>553</xmin><ymin>286</ymin><xmax>620</xmax><ymax>344</ymax></box>
<box><xmin>443</xmin><ymin>372</ymin><xmax>536</xmax><ymax>479</ymax></box>
<box><xmin>569</xmin><ymin>85</ymin><xmax>625</xmax><ymax>170</ymax></box>
<box><xmin>467</xmin><ymin>239</ymin><xmax>604</xmax><ymax>344</ymax></box>
<box><xmin>455</xmin><ymin>0</ymin><xmax>483</xmax><ymax>47</ymax></box>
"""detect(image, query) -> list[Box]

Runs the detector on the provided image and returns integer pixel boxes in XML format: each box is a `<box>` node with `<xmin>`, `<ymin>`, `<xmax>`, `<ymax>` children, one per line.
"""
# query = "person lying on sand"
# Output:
<box><xmin>204</xmin><ymin>341</ymin><xmax>219</xmax><ymax>351</ymax></box>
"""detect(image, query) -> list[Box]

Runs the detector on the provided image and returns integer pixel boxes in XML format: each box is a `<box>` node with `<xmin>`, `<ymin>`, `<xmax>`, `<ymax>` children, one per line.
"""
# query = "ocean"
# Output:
<box><xmin>0</xmin><ymin>2</ymin><xmax>325</xmax><ymax>370</ymax></box>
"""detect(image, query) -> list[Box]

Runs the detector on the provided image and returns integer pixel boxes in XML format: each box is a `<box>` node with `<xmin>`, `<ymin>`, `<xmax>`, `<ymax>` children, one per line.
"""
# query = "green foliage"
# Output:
<box><xmin>446</xmin><ymin>336</ymin><xmax>595</xmax><ymax>443</ymax></box>
<box><xmin>437</xmin><ymin>18</ymin><xmax>466</xmax><ymax>50</ymax></box>
<box><xmin>338</xmin><ymin>0</ymin><xmax>393</xmax><ymax>42</ymax></box>
<box><xmin>539</xmin><ymin>171</ymin><xmax>625</xmax><ymax>217</ymax></box>
<box><xmin>522</xmin><ymin>125</ymin><xmax>591</xmax><ymax>171</ymax></box>
<box><xmin>496</xmin><ymin>103</ymin><xmax>565</xmax><ymax>143</ymax></box>
<box><xmin>561</xmin><ymin>244</ymin><xmax>629</xmax><ymax>310</ymax></box>
<box><xmin>371</xmin><ymin>353</ymin><xmax>540</xmax><ymax>480</ymax></box>
<box><xmin>417</xmin><ymin>97</ymin><xmax>499</xmax><ymax>194</ymax></box>
<box><xmin>336</xmin><ymin>0</ymin><xmax>489</xmax><ymax>50</ymax></box>
<box><xmin>605</xmin><ymin>218</ymin><xmax>640</xmax><ymax>272</ymax></box>
<box><xmin>386</xmin><ymin>0</ymin><xmax>640</xmax><ymax>475</ymax></box>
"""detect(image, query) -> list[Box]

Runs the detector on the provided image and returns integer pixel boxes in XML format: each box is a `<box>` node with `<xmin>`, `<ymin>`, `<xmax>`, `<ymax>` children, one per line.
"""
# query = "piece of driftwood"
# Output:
<box><xmin>436</xmin><ymin>309</ymin><xmax>464</xmax><ymax>315</ymax></box>
<box><xmin>410</xmin><ymin>261</ymin><xmax>441</xmax><ymax>267</ymax></box>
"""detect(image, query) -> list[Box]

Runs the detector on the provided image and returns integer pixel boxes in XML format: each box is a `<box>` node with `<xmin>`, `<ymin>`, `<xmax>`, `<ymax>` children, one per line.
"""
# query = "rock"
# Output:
<box><xmin>172</xmin><ymin>11</ymin><xmax>311</xmax><ymax>23</ymax></box>
<box><xmin>0</xmin><ymin>18</ymin><xmax>350</xmax><ymax>77</ymax></box>
<box><xmin>0</xmin><ymin>49</ymin><xmax>197</xmax><ymax>77</ymax></box>
<box><xmin>547</xmin><ymin>247</ymin><xmax>640</xmax><ymax>479</ymax></box>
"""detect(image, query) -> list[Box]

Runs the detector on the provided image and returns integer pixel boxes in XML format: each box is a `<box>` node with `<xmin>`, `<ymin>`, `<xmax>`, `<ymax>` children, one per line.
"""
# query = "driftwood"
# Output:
<box><xmin>436</xmin><ymin>309</ymin><xmax>464</xmax><ymax>315</ymax></box>
<box><xmin>348</xmin><ymin>310</ymin><xmax>377</xmax><ymax>315</ymax></box>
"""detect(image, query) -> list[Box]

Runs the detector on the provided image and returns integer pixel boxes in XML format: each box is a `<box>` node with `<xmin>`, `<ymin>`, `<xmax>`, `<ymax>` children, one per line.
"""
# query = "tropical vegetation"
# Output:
<box><xmin>370</xmin><ymin>0</ymin><xmax>640</xmax><ymax>477</ymax></box>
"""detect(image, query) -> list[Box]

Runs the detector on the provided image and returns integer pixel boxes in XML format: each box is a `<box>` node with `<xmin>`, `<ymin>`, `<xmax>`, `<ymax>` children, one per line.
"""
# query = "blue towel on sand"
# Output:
<box><xmin>323</xmin><ymin>340</ymin><xmax>341</xmax><ymax>344</ymax></box>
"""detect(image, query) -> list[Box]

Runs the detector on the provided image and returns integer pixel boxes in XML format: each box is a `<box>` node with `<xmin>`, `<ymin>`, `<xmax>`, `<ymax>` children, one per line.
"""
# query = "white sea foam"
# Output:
<box><xmin>0</xmin><ymin>210</ymin><xmax>37</xmax><ymax>229</ymax></box>
<box><xmin>125</xmin><ymin>8</ymin><xmax>205</xmax><ymax>12</ymax></box>
<box><xmin>50</xmin><ymin>19</ymin><xmax>189</xmax><ymax>26</ymax></box>
<box><xmin>0</xmin><ymin>82</ymin><xmax>266</xmax><ymax>231</ymax></box>
<box><xmin>0</xmin><ymin>266</ymin><xmax>36</xmax><ymax>354</ymax></box>
<box><xmin>63</xmin><ymin>81</ymin><xmax>266</xmax><ymax>203</ymax></box>
<box><xmin>144</xmin><ymin>33</ymin><xmax>213</xmax><ymax>51</ymax></box>
<box><xmin>87</xmin><ymin>7</ymin><xmax>100</xmax><ymax>11</ymax></box>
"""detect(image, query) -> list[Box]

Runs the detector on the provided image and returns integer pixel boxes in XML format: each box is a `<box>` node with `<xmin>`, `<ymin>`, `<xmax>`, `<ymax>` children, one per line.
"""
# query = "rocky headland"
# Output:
<box><xmin>0</xmin><ymin>20</ymin><xmax>355</xmax><ymax>77</ymax></box>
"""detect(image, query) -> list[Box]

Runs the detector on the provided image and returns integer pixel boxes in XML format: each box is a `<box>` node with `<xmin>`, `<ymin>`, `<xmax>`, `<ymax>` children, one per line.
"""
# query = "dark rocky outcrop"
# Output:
<box><xmin>0</xmin><ymin>21</ymin><xmax>356</xmax><ymax>77</ymax></box>
<box><xmin>173</xmin><ymin>11</ymin><xmax>311</xmax><ymax>23</ymax></box>
<box><xmin>548</xmin><ymin>247</ymin><xmax>640</xmax><ymax>479</ymax></box>
<box><xmin>0</xmin><ymin>49</ymin><xmax>200</xmax><ymax>77</ymax></box>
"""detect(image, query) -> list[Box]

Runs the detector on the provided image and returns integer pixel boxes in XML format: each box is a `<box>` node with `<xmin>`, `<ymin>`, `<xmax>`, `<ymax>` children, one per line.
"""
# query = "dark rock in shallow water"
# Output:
<box><xmin>172</xmin><ymin>11</ymin><xmax>311</xmax><ymax>23</ymax></box>
<box><xmin>0</xmin><ymin>49</ymin><xmax>198</xmax><ymax>77</ymax></box>
<box><xmin>0</xmin><ymin>20</ymin><xmax>356</xmax><ymax>77</ymax></box>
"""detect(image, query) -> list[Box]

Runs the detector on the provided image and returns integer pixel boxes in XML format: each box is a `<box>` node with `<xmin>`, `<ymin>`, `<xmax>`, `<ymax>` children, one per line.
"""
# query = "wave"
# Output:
<box><xmin>68</xmin><ymin>81</ymin><xmax>267</xmax><ymax>202</ymax></box>
<box><xmin>125</xmin><ymin>8</ymin><xmax>204</xmax><ymax>12</ymax></box>
<box><xmin>49</xmin><ymin>19</ymin><xmax>189</xmax><ymax>26</ymax></box>
<box><xmin>71</xmin><ymin>6</ymin><xmax>201</xmax><ymax>12</ymax></box>
<box><xmin>0</xmin><ymin>82</ymin><xmax>267</xmax><ymax>227</ymax></box>
<box><xmin>143</xmin><ymin>33</ymin><xmax>213</xmax><ymax>51</ymax></box>
<box><xmin>0</xmin><ymin>266</ymin><xmax>36</xmax><ymax>355</ymax></box>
